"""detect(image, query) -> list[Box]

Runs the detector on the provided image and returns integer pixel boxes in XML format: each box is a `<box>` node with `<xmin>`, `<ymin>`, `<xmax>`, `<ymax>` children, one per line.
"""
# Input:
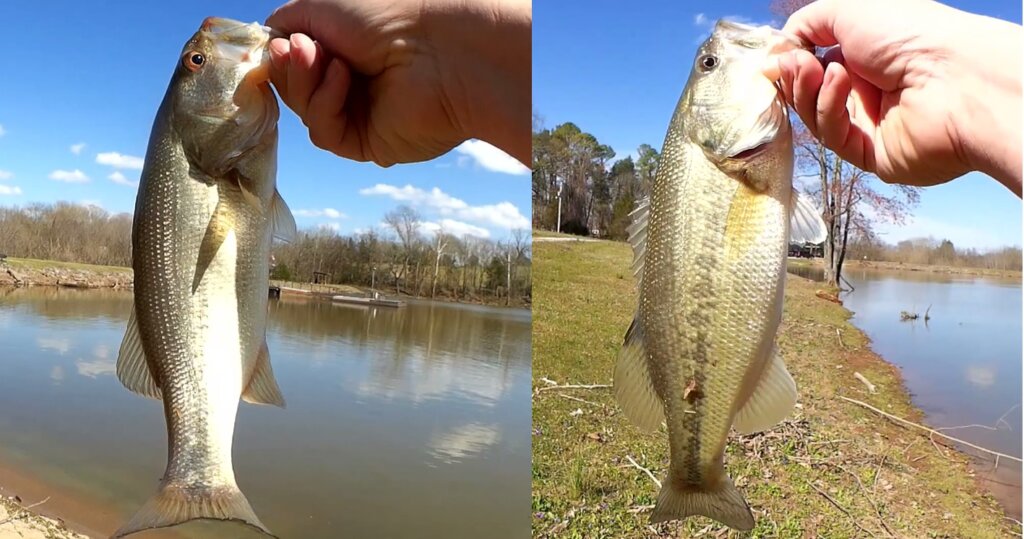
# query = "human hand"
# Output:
<box><xmin>771</xmin><ymin>0</ymin><xmax>1022</xmax><ymax>196</ymax></box>
<box><xmin>265</xmin><ymin>0</ymin><xmax>531</xmax><ymax>167</ymax></box>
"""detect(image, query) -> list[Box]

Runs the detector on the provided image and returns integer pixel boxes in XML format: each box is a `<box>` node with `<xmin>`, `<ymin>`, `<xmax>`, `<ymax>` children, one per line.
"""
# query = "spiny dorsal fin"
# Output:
<box><xmin>733</xmin><ymin>344</ymin><xmax>797</xmax><ymax>435</ymax></box>
<box><xmin>241</xmin><ymin>340</ymin><xmax>286</xmax><ymax>408</ymax></box>
<box><xmin>627</xmin><ymin>197</ymin><xmax>650</xmax><ymax>288</ymax></box>
<box><xmin>115</xmin><ymin>307</ymin><xmax>162</xmax><ymax>400</ymax></box>
<box><xmin>790</xmin><ymin>188</ymin><xmax>827</xmax><ymax>244</ymax></box>
<box><xmin>613</xmin><ymin>316</ymin><xmax>664</xmax><ymax>431</ymax></box>
<box><xmin>271</xmin><ymin>189</ymin><xmax>297</xmax><ymax>243</ymax></box>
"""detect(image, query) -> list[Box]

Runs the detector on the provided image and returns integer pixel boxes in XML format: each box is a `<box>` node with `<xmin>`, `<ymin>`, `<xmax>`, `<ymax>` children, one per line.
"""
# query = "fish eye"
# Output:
<box><xmin>183</xmin><ymin>52</ymin><xmax>205</xmax><ymax>72</ymax></box>
<box><xmin>698</xmin><ymin>54</ymin><xmax>719</xmax><ymax>73</ymax></box>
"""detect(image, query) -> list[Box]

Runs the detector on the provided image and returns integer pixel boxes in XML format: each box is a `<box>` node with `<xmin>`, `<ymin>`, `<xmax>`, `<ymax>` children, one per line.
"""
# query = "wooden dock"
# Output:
<box><xmin>331</xmin><ymin>294</ymin><xmax>405</xmax><ymax>308</ymax></box>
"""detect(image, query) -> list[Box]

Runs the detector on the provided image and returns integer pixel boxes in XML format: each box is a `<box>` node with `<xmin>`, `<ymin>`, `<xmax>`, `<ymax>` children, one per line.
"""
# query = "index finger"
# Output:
<box><xmin>782</xmin><ymin>0</ymin><xmax>841</xmax><ymax>49</ymax></box>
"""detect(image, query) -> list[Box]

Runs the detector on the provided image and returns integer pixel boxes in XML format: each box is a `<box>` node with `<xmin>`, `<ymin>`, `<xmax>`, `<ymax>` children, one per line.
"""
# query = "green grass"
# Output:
<box><xmin>5</xmin><ymin>257</ymin><xmax>131</xmax><ymax>273</ymax></box>
<box><xmin>532</xmin><ymin>235</ymin><xmax>1017</xmax><ymax>538</ymax></box>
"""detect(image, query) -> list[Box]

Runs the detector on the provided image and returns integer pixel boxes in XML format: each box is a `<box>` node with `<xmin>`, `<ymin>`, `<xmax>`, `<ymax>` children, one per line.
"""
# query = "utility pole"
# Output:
<box><xmin>506</xmin><ymin>250</ymin><xmax>512</xmax><ymax>306</ymax></box>
<box><xmin>556</xmin><ymin>179</ymin><xmax>563</xmax><ymax>233</ymax></box>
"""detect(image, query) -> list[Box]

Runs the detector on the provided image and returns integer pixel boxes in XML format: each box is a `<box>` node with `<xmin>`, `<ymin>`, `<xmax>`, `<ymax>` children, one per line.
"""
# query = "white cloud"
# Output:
<box><xmin>37</xmin><ymin>337</ymin><xmax>71</xmax><ymax>355</ymax></box>
<box><xmin>295</xmin><ymin>208</ymin><xmax>346</xmax><ymax>219</ymax></box>
<box><xmin>0</xmin><ymin>124</ymin><xmax>6</xmax><ymax>137</ymax></box>
<box><xmin>76</xmin><ymin>358</ymin><xmax>116</xmax><ymax>378</ymax></box>
<box><xmin>0</xmin><ymin>170</ymin><xmax>12</xmax><ymax>180</ymax></box>
<box><xmin>360</xmin><ymin>183</ymin><xmax>529</xmax><ymax>231</ymax></box>
<box><xmin>108</xmin><ymin>171</ymin><xmax>139</xmax><ymax>187</ymax></box>
<box><xmin>70</xmin><ymin>143</ymin><xmax>86</xmax><ymax>155</ymax></box>
<box><xmin>428</xmin><ymin>423</ymin><xmax>501</xmax><ymax>463</ymax></box>
<box><xmin>454</xmin><ymin>140</ymin><xmax>529</xmax><ymax>175</ymax></box>
<box><xmin>694</xmin><ymin>12</ymin><xmax>708</xmax><ymax>25</ymax></box>
<box><xmin>317</xmin><ymin>222</ymin><xmax>341</xmax><ymax>233</ymax></box>
<box><xmin>96</xmin><ymin>151</ymin><xmax>144</xmax><ymax>170</ymax></box>
<box><xmin>49</xmin><ymin>169</ymin><xmax>90</xmax><ymax>183</ymax></box>
<box><xmin>0</xmin><ymin>184</ymin><xmax>22</xmax><ymax>195</ymax></box>
<box><xmin>420</xmin><ymin>219</ymin><xmax>491</xmax><ymax>239</ymax></box>
<box><xmin>79</xmin><ymin>199</ymin><xmax>103</xmax><ymax>209</ymax></box>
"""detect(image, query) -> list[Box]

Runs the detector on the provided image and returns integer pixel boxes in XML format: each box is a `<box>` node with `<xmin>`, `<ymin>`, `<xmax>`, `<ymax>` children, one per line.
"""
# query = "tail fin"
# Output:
<box><xmin>650</xmin><ymin>475</ymin><xmax>754</xmax><ymax>531</ymax></box>
<box><xmin>112</xmin><ymin>483</ymin><xmax>274</xmax><ymax>538</ymax></box>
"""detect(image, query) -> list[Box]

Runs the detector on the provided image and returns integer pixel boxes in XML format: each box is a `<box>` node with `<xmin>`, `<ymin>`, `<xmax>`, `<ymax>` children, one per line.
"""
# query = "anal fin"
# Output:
<box><xmin>613</xmin><ymin>316</ymin><xmax>664</xmax><ymax>431</ymax></box>
<box><xmin>115</xmin><ymin>307</ymin><xmax>162</xmax><ymax>400</ymax></box>
<box><xmin>242</xmin><ymin>340</ymin><xmax>286</xmax><ymax>408</ymax></box>
<box><xmin>733</xmin><ymin>345</ymin><xmax>797</xmax><ymax>435</ymax></box>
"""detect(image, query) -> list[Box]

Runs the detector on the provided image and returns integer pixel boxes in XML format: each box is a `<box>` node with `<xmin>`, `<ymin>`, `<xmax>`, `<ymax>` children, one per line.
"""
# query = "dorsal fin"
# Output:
<box><xmin>627</xmin><ymin>197</ymin><xmax>650</xmax><ymax>288</ymax></box>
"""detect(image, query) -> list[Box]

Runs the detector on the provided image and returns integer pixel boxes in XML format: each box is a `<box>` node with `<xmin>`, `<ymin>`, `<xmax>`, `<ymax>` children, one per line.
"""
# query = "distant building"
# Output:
<box><xmin>788</xmin><ymin>242</ymin><xmax>824</xmax><ymax>258</ymax></box>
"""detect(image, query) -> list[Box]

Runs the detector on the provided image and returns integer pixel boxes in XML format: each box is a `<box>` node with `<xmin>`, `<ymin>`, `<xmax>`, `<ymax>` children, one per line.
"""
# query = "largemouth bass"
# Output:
<box><xmin>114</xmin><ymin>17</ymin><xmax>295</xmax><ymax>538</ymax></box>
<box><xmin>614</xmin><ymin>20</ymin><xmax>826</xmax><ymax>530</ymax></box>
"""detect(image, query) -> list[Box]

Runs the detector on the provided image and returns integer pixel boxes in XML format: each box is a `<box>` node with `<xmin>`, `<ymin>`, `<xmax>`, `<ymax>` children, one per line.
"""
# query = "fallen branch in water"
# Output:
<box><xmin>854</xmin><ymin>372</ymin><xmax>876</xmax><ymax>393</ymax></box>
<box><xmin>840</xmin><ymin>396</ymin><xmax>1022</xmax><ymax>463</ymax></box>
<box><xmin>536</xmin><ymin>383</ymin><xmax>612</xmax><ymax>393</ymax></box>
<box><xmin>625</xmin><ymin>455</ymin><xmax>662</xmax><ymax>488</ymax></box>
<box><xmin>0</xmin><ymin>496</ymin><xmax>51</xmax><ymax>527</ymax></box>
<box><xmin>809</xmin><ymin>482</ymin><xmax>877</xmax><ymax>538</ymax></box>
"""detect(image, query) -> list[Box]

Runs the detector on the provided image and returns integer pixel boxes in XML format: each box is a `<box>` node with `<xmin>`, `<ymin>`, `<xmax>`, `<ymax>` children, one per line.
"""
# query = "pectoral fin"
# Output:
<box><xmin>192</xmin><ymin>196</ymin><xmax>235</xmax><ymax>294</ymax></box>
<box><xmin>613</xmin><ymin>317</ymin><xmax>664</xmax><ymax>431</ymax></box>
<box><xmin>790</xmin><ymin>188</ymin><xmax>827</xmax><ymax>244</ymax></box>
<box><xmin>115</xmin><ymin>307</ymin><xmax>162</xmax><ymax>400</ymax></box>
<box><xmin>733</xmin><ymin>345</ymin><xmax>797</xmax><ymax>435</ymax></box>
<box><xmin>270</xmin><ymin>189</ymin><xmax>297</xmax><ymax>243</ymax></box>
<box><xmin>241</xmin><ymin>340</ymin><xmax>286</xmax><ymax>408</ymax></box>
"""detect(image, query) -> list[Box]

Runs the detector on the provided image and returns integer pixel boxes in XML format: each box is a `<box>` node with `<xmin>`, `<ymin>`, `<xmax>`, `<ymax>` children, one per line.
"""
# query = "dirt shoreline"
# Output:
<box><xmin>0</xmin><ymin>259</ymin><xmax>529</xmax><ymax>308</ymax></box>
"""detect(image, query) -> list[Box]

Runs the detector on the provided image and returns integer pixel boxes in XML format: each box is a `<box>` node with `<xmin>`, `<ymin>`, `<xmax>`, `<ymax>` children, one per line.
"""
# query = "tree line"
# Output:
<box><xmin>0</xmin><ymin>202</ymin><xmax>532</xmax><ymax>304</ymax></box>
<box><xmin>0</xmin><ymin>202</ymin><xmax>133</xmax><ymax>266</ymax></box>
<box><xmin>532</xmin><ymin>121</ymin><xmax>659</xmax><ymax>239</ymax></box>
<box><xmin>847</xmin><ymin>237</ymin><xmax>1022</xmax><ymax>271</ymax></box>
<box><xmin>272</xmin><ymin>205</ymin><xmax>531</xmax><ymax>305</ymax></box>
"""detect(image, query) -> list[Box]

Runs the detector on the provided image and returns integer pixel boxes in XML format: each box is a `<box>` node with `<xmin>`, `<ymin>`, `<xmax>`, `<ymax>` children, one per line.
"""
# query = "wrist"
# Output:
<box><xmin>421</xmin><ymin>0</ymin><xmax>532</xmax><ymax>165</ymax></box>
<box><xmin>950</xmin><ymin>14</ymin><xmax>1022</xmax><ymax>196</ymax></box>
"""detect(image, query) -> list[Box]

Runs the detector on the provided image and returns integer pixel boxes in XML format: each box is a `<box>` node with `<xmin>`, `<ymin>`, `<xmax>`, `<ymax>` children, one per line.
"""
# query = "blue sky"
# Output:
<box><xmin>0</xmin><ymin>1</ymin><xmax>529</xmax><ymax>241</ymax></box>
<box><xmin>534</xmin><ymin>0</ymin><xmax>1023</xmax><ymax>251</ymax></box>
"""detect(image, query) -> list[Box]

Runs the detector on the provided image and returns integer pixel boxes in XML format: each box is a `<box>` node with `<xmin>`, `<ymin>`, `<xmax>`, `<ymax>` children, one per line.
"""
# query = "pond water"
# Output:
<box><xmin>0</xmin><ymin>287</ymin><xmax>531</xmax><ymax>538</ymax></box>
<box><xmin>788</xmin><ymin>264</ymin><xmax>1022</xmax><ymax>518</ymax></box>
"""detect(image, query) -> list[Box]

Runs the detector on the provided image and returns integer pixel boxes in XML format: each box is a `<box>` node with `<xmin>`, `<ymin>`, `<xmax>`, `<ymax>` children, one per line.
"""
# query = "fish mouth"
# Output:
<box><xmin>715</xmin><ymin>19</ymin><xmax>808</xmax><ymax>52</ymax></box>
<box><xmin>199</xmin><ymin>17</ymin><xmax>272</xmax><ymax>82</ymax></box>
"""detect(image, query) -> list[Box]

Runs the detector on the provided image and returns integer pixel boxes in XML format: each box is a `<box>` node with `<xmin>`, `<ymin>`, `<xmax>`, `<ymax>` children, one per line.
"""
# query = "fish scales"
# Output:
<box><xmin>614</xmin><ymin>19</ymin><xmax>827</xmax><ymax>531</ymax></box>
<box><xmin>114</xmin><ymin>16</ymin><xmax>295</xmax><ymax>539</ymax></box>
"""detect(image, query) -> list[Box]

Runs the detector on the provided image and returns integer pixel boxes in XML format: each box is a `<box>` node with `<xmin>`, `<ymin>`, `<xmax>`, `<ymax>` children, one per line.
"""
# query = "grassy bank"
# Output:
<box><xmin>531</xmin><ymin>238</ymin><xmax>1016</xmax><ymax>538</ymax></box>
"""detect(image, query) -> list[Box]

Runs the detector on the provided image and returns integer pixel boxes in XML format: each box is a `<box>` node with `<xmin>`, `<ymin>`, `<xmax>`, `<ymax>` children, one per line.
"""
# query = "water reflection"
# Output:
<box><xmin>0</xmin><ymin>287</ymin><xmax>531</xmax><ymax>538</ymax></box>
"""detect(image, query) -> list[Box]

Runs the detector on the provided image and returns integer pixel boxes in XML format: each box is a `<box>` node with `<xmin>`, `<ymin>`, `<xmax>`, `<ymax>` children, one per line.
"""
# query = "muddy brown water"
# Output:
<box><xmin>788</xmin><ymin>264</ymin><xmax>1022</xmax><ymax>519</ymax></box>
<box><xmin>0</xmin><ymin>287</ymin><xmax>531</xmax><ymax>538</ymax></box>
